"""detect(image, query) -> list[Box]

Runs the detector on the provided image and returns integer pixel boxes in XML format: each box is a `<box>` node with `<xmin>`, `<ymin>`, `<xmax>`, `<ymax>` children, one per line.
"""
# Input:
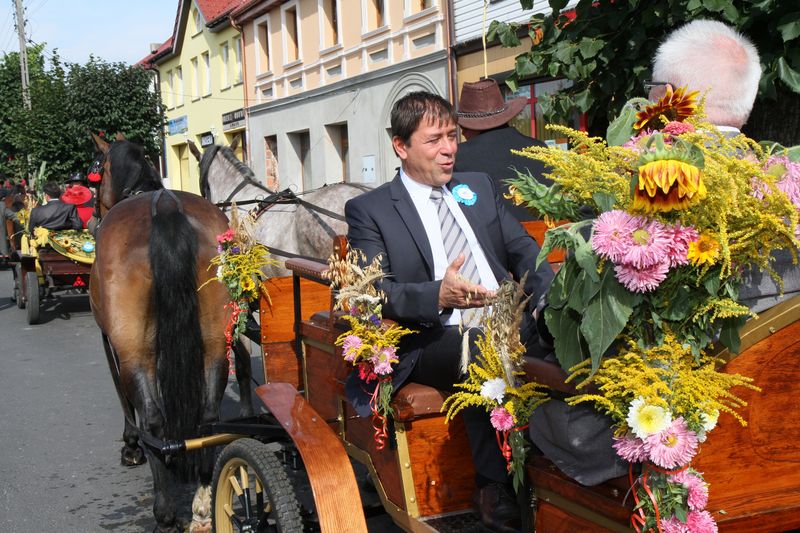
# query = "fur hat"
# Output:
<box><xmin>457</xmin><ymin>79</ymin><xmax>527</xmax><ymax>131</ymax></box>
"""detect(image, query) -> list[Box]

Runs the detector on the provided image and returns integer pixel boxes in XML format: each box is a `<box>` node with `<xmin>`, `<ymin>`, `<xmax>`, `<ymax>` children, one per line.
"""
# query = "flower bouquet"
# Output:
<box><xmin>442</xmin><ymin>276</ymin><xmax>549</xmax><ymax>491</ymax></box>
<box><xmin>505</xmin><ymin>88</ymin><xmax>795</xmax><ymax>531</ymax></box>
<box><xmin>326</xmin><ymin>245</ymin><xmax>415</xmax><ymax>449</ymax></box>
<box><xmin>201</xmin><ymin>208</ymin><xmax>276</xmax><ymax>358</ymax></box>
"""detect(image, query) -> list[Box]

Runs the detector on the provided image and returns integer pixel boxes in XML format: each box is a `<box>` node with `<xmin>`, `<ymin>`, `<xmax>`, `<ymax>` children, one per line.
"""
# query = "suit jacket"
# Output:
<box><xmin>344</xmin><ymin>171</ymin><xmax>554</xmax><ymax>415</ymax></box>
<box><xmin>28</xmin><ymin>199</ymin><xmax>82</xmax><ymax>233</ymax></box>
<box><xmin>454</xmin><ymin>126</ymin><xmax>551</xmax><ymax>221</ymax></box>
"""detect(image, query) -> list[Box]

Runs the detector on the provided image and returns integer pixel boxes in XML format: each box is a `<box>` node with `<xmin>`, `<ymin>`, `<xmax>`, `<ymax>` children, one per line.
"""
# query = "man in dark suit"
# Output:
<box><xmin>345</xmin><ymin>91</ymin><xmax>554</xmax><ymax>533</ymax></box>
<box><xmin>454</xmin><ymin>78</ymin><xmax>551</xmax><ymax>222</ymax></box>
<box><xmin>28</xmin><ymin>181</ymin><xmax>82</xmax><ymax>233</ymax></box>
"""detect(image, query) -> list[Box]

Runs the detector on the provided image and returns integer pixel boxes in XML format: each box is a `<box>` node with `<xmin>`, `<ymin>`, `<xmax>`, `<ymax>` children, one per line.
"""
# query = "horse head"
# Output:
<box><xmin>91</xmin><ymin>132</ymin><xmax>163</xmax><ymax>218</ymax></box>
<box><xmin>198</xmin><ymin>143</ymin><xmax>272</xmax><ymax>206</ymax></box>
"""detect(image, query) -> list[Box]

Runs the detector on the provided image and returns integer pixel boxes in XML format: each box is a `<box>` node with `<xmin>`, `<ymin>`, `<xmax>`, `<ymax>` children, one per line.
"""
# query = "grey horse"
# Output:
<box><xmin>196</xmin><ymin>142</ymin><xmax>369</xmax><ymax>277</ymax></box>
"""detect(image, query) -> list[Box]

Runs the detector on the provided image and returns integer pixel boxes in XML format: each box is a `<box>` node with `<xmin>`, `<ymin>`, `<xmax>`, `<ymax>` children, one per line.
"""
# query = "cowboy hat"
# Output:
<box><xmin>61</xmin><ymin>184</ymin><xmax>93</xmax><ymax>205</ymax></box>
<box><xmin>457</xmin><ymin>78</ymin><xmax>528</xmax><ymax>131</ymax></box>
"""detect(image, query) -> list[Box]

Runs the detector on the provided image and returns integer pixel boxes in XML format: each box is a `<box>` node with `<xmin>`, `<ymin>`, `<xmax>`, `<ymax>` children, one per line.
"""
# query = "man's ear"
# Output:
<box><xmin>391</xmin><ymin>136</ymin><xmax>407</xmax><ymax>160</ymax></box>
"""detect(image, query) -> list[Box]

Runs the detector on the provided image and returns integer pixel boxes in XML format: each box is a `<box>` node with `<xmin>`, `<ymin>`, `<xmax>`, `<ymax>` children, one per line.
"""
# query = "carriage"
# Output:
<box><xmin>13</xmin><ymin>230</ymin><xmax>93</xmax><ymax>324</ymax></box>
<box><xmin>171</xmin><ymin>230</ymin><xmax>800</xmax><ymax>532</ymax></box>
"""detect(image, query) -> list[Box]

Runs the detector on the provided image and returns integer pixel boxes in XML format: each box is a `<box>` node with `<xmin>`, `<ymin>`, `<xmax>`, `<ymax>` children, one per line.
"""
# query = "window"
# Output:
<box><xmin>165</xmin><ymin>69</ymin><xmax>174</xmax><ymax>109</ymax></box>
<box><xmin>220</xmin><ymin>42</ymin><xmax>230</xmax><ymax>88</ymax></box>
<box><xmin>191</xmin><ymin>57</ymin><xmax>199</xmax><ymax>100</ymax></box>
<box><xmin>283</xmin><ymin>4</ymin><xmax>300</xmax><ymax>63</ymax></box>
<box><xmin>322</xmin><ymin>0</ymin><xmax>339</xmax><ymax>48</ymax></box>
<box><xmin>175</xmin><ymin>66</ymin><xmax>184</xmax><ymax>106</ymax></box>
<box><xmin>501</xmin><ymin>78</ymin><xmax>584</xmax><ymax>148</ymax></box>
<box><xmin>234</xmin><ymin>38</ymin><xmax>243</xmax><ymax>84</ymax></box>
<box><xmin>366</xmin><ymin>0</ymin><xmax>385</xmax><ymax>30</ymax></box>
<box><xmin>192</xmin><ymin>8</ymin><xmax>202</xmax><ymax>35</ymax></box>
<box><xmin>264</xmin><ymin>135</ymin><xmax>279</xmax><ymax>189</ymax></box>
<box><xmin>407</xmin><ymin>0</ymin><xmax>433</xmax><ymax>14</ymax></box>
<box><xmin>255</xmin><ymin>16</ymin><xmax>271</xmax><ymax>74</ymax></box>
<box><xmin>202</xmin><ymin>52</ymin><xmax>211</xmax><ymax>95</ymax></box>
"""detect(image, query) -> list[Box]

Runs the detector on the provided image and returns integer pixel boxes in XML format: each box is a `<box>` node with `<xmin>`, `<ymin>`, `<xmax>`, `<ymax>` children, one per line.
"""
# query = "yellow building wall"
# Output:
<box><xmin>455</xmin><ymin>40</ymin><xmax>531</xmax><ymax>95</ymax></box>
<box><xmin>159</xmin><ymin>3</ymin><xmax>245</xmax><ymax>193</ymax></box>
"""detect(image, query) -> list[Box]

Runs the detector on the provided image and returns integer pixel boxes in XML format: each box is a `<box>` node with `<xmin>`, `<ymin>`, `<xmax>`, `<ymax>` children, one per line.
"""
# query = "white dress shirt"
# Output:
<box><xmin>399</xmin><ymin>168</ymin><xmax>498</xmax><ymax>325</ymax></box>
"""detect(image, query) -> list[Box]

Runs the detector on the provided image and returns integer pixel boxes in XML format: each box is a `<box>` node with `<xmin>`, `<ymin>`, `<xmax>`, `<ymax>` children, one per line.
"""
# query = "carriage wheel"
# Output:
<box><xmin>14</xmin><ymin>264</ymin><xmax>24</xmax><ymax>309</ymax></box>
<box><xmin>25</xmin><ymin>271</ymin><xmax>40</xmax><ymax>324</ymax></box>
<box><xmin>212</xmin><ymin>438</ymin><xmax>303</xmax><ymax>533</ymax></box>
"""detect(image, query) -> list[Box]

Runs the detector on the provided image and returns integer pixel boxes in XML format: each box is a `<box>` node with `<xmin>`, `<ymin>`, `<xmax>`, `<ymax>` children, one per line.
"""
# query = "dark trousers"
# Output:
<box><xmin>406</xmin><ymin>311</ymin><xmax>542</xmax><ymax>484</ymax></box>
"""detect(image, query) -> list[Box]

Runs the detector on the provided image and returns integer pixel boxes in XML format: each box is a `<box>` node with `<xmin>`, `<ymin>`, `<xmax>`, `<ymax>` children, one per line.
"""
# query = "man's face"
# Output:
<box><xmin>393</xmin><ymin>116</ymin><xmax>457</xmax><ymax>188</ymax></box>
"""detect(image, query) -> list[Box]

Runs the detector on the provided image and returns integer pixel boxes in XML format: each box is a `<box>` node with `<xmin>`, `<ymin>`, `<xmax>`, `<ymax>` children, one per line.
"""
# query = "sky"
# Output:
<box><xmin>0</xmin><ymin>0</ymin><xmax>179</xmax><ymax>65</ymax></box>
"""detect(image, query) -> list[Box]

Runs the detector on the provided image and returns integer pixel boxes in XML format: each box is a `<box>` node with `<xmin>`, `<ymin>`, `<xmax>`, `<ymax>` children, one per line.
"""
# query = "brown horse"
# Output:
<box><xmin>89</xmin><ymin>133</ymin><xmax>239</xmax><ymax>533</ymax></box>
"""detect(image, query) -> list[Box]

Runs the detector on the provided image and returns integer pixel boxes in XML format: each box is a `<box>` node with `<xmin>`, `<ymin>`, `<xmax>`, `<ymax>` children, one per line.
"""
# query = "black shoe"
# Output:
<box><xmin>473</xmin><ymin>482</ymin><xmax>522</xmax><ymax>533</ymax></box>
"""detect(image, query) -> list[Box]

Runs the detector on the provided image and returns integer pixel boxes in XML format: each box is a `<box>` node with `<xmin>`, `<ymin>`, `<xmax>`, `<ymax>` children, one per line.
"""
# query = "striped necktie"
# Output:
<box><xmin>430</xmin><ymin>186</ymin><xmax>482</xmax><ymax>326</ymax></box>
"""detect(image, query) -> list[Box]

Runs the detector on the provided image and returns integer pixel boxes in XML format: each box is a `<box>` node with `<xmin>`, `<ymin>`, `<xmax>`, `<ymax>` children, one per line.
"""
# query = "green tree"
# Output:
<box><xmin>0</xmin><ymin>46</ymin><xmax>164</xmax><ymax>184</ymax></box>
<box><xmin>490</xmin><ymin>0</ymin><xmax>800</xmax><ymax>144</ymax></box>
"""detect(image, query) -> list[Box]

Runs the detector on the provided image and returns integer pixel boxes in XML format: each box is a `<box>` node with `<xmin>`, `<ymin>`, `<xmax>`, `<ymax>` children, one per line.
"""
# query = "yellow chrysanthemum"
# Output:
<box><xmin>632</xmin><ymin>159</ymin><xmax>706</xmax><ymax>213</ymax></box>
<box><xmin>634</xmin><ymin>85</ymin><xmax>699</xmax><ymax>130</ymax></box>
<box><xmin>687</xmin><ymin>234</ymin><xmax>720</xmax><ymax>266</ymax></box>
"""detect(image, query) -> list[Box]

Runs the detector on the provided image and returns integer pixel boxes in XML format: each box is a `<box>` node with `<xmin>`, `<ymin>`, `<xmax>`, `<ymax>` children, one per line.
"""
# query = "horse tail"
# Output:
<box><xmin>148</xmin><ymin>202</ymin><xmax>205</xmax><ymax>451</ymax></box>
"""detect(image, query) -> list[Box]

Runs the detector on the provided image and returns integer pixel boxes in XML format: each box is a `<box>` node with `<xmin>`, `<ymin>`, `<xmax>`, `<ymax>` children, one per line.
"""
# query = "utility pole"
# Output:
<box><xmin>14</xmin><ymin>0</ymin><xmax>31</xmax><ymax>110</ymax></box>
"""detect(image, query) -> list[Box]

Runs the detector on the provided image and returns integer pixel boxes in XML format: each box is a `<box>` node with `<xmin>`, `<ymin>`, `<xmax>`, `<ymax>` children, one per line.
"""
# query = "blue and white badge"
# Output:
<box><xmin>452</xmin><ymin>184</ymin><xmax>477</xmax><ymax>206</ymax></box>
<box><xmin>82</xmin><ymin>241</ymin><xmax>95</xmax><ymax>253</ymax></box>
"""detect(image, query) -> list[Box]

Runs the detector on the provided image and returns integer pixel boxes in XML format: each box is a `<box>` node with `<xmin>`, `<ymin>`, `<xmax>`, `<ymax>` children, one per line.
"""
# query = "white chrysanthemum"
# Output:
<box><xmin>627</xmin><ymin>396</ymin><xmax>672</xmax><ymax>439</ymax></box>
<box><xmin>700</xmin><ymin>409</ymin><xmax>719</xmax><ymax>432</ymax></box>
<box><xmin>480</xmin><ymin>377</ymin><xmax>507</xmax><ymax>404</ymax></box>
<box><xmin>216</xmin><ymin>266</ymin><xmax>224</xmax><ymax>279</ymax></box>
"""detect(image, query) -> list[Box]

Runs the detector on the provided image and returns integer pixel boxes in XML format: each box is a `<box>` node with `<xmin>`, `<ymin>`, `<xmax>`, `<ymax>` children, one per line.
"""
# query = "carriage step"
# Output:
<box><xmin>421</xmin><ymin>510</ymin><xmax>494</xmax><ymax>532</ymax></box>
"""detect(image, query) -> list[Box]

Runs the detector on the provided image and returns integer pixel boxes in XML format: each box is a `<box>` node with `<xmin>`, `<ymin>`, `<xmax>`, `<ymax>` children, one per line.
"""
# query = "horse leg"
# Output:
<box><xmin>100</xmin><ymin>333</ymin><xmax>147</xmax><ymax>467</ymax></box>
<box><xmin>121</xmin><ymin>401</ymin><xmax>146</xmax><ymax>466</ymax></box>
<box><xmin>233</xmin><ymin>339</ymin><xmax>255</xmax><ymax>418</ymax></box>
<box><xmin>132</xmin><ymin>372</ymin><xmax>183</xmax><ymax>533</ymax></box>
<box><xmin>190</xmin><ymin>359</ymin><xmax>229</xmax><ymax>533</ymax></box>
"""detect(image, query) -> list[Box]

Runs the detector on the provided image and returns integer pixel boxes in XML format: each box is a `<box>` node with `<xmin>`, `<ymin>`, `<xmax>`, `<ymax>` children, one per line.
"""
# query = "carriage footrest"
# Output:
<box><xmin>420</xmin><ymin>510</ymin><xmax>493</xmax><ymax>532</ymax></box>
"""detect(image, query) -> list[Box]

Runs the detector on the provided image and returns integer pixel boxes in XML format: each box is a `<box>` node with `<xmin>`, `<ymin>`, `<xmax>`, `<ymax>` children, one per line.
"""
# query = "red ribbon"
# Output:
<box><xmin>495</xmin><ymin>424</ymin><xmax>529</xmax><ymax>472</ymax></box>
<box><xmin>628</xmin><ymin>462</ymin><xmax>690</xmax><ymax>533</ymax></box>
<box><xmin>368</xmin><ymin>377</ymin><xmax>392</xmax><ymax>450</ymax></box>
<box><xmin>224</xmin><ymin>300</ymin><xmax>243</xmax><ymax>376</ymax></box>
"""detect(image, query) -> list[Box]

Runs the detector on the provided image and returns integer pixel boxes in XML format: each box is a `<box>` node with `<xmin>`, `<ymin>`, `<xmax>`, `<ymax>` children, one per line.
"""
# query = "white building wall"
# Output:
<box><xmin>247</xmin><ymin>52</ymin><xmax>448</xmax><ymax>191</ymax></box>
<box><xmin>453</xmin><ymin>0</ymin><xmax>579</xmax><ymax>45</ymax></box>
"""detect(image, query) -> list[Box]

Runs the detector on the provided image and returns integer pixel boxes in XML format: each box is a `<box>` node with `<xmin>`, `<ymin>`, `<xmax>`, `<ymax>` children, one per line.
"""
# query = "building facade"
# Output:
<box><xmin>232</xmin><ymin>0</ymin><xmax>450</xmax><ymax>191</ymax></box>
<box><xmin>139</xmin><ymin>0</ymin><xmax>247</xmax><ymax>193</ymax></box>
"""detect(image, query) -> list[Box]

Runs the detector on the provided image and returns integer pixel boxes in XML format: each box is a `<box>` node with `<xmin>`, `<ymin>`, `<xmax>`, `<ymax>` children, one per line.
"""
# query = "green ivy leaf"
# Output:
<box><xmin>578</xmin><ymin>38</ymin><xmax>604</xmax><ymax>59</ymax></box>
<box><xmin>777</xmin><ymin>12</ymin><xmax>800</xmax><ymax>42</ymax></box>
<box><xmin>777</xmin><ymin>57</ymin><xmax>800</xmax><ymax>93</ymax></box>
<box><xmin>516</xmin><ymin>55</ymin><xmax>537</xmax><ymax>78</ymax></box>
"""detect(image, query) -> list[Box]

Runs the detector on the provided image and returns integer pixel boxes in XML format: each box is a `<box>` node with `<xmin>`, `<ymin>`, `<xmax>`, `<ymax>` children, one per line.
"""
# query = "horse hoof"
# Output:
<box><xmin>188</xmin><ymin>519</ymin><xmax>211</xmax><ymax>533</ymax></box>
<box><xmin>120</xmin><ymin>445</ymin><xmax>147</xmax><ymax>467</ymax></box>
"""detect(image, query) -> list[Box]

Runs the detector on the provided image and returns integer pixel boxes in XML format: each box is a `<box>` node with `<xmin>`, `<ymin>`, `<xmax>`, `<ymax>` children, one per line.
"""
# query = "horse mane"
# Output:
<box><xmin>199</xmin><ymin>144</ymin><xmax>267</xmax><ymax>199</ymax></box>
<box><xmin>108</xmin><ymin>141</ymin><xmax>163</xmax><ymax>201</ymax></box>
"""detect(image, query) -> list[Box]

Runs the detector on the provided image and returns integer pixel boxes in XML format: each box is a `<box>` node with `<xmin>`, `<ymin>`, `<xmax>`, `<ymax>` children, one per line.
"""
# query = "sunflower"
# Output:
<box><xmin>632</xmin><ymin>134</ymin><xmax>706</xmax><ymax>213</ymax></box>
<box><xmin>687</xmin><ymin>233</ymin><xmax>720</xmax><ymax>266</ymax></box>
<box><xmin>634</xmin><ymin>85</ymin><xmax>699</xmax><ymax>131</ymax></box>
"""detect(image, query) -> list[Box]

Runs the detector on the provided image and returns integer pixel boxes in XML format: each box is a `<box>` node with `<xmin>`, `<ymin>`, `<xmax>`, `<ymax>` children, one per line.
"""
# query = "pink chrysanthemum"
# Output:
<box><xmin>371</xmin><ymin>346</ymin><xmax>397</xmax><ymax>376</ymax></box>
<box><xmin>660</xmin><ymin>516</ymin><xmax>690</xmax><ymax>533</ymax></box>
<box><xmin>662</xmin><ymin>121</ymin><xmax>696</xmax><ymax>136</ymax></box>
<box><xmin>646</xmin><ymin>417</ymin><xmax>699</xmax><ymax>469</ymax></box>
<box><xmin>342</xmin><ymin>335</ymin><xmax>362</xmax><ymax>362</ymax></box>
<box><xmin>665</xmin><ymin>223</ymin><xmax>700</xmax><ymax>268</ymax></box>
<box><xmin>686</xmin><ymin>510</ymin><xmax>718</xmax><ymax>533</ymax></box>
<box><xmin>490</xmin><ymin>407</ymin><xmax>515</xmax><ymax>432</ymax></box>
<box><xmin>622</xmin><ymin>219</ymin><xmax>672</xmax><ymax>268</ymax></box>
<box><xmin>671</xmin><ymin>469</ymin><xmax>709</xmax><ymax>511</ymax></box>
<box><xmin>614</xmin><ymin>261</ymin><xmax>670</xmax><ymax>293</ymax></box>
<box><xmin>592</xmin><ymin>210</ymin><xmax>638</xmax><ymax>262</ymax></box>
<box><xmin>612</xmin><ymin>434</ymin><xmax>650</xmax><ymax>462</ymax></box>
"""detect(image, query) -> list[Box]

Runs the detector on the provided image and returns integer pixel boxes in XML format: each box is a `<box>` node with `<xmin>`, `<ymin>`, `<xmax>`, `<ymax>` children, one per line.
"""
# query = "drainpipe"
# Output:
<box><xmin>229</xmin><ymin>12</ymin><xmax>252</xmax><ymax>168</ymax></box>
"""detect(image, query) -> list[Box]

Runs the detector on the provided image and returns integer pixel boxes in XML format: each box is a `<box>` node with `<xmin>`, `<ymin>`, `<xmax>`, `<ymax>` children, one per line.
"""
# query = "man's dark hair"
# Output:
<box><xmin>390</xmin><ymin>91</ymin><xmax>457</xmax><ymax>145</ymax></box>
<box><xmin>43</xmin><ymin>181</ymin><xmax>62</xmax><ymax>199</ymax></box>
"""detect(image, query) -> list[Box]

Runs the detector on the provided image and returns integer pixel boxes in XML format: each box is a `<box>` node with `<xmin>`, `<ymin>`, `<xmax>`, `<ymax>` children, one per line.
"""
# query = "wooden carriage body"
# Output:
<box><xmin>258</xmin><ymin>231</ymin><xmax>800</xmax><ymax>532</ymax></box>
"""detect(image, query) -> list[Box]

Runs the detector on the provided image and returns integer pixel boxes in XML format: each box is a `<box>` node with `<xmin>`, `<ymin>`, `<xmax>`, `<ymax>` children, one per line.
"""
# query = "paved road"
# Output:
<box><xmin>0</xmin><ymin>267</ymin><xmax>402</xmax><ymax>532</ymax></box>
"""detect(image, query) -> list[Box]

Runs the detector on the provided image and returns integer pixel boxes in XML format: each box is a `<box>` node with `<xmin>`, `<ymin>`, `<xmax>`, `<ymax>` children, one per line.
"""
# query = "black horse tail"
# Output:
<box><xmin>148</xmin><ymin>200</ymin><xmax>205</xmax><ymax>461</ymax></box>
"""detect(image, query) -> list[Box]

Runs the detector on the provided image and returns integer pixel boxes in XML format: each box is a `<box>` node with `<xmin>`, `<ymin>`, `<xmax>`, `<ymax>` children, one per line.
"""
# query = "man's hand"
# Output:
<box><xmin>438</xmin><ymin>253</ymin><xmax>495</xmax><ymax>309</ymax></box>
